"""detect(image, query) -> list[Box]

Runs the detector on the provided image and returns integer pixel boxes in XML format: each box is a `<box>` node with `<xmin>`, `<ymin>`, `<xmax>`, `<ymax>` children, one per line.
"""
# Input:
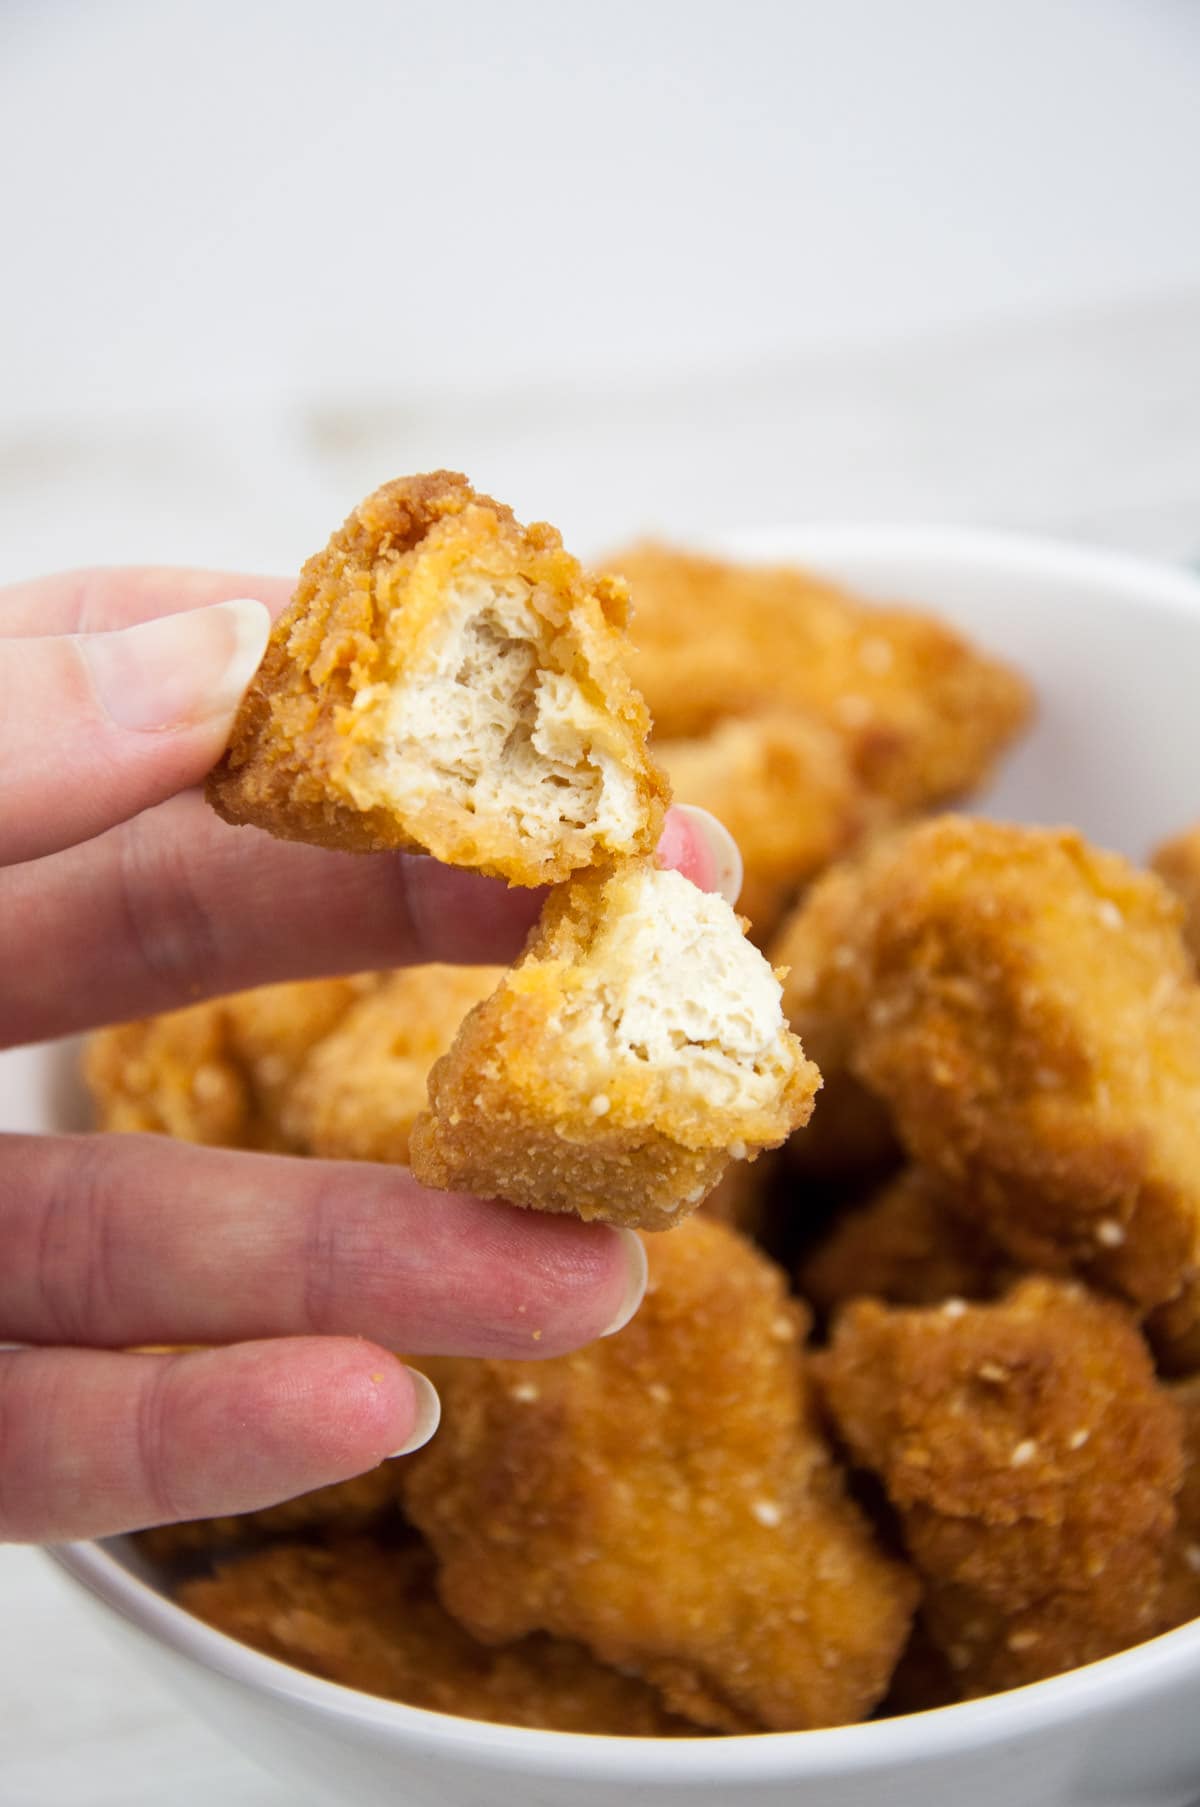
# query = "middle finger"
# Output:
<box><xmin>0</xmin><ymin>1132</ymin><xmax>646</xmax><ymax>1357</ymax></box>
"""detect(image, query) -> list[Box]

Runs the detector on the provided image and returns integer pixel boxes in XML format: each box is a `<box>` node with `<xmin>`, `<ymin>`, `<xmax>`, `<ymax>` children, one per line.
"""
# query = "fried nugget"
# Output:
<box><xmin>1158</xmin><ymin>1376</ymin><xmax>1200</xmax><ymax>1631</ymax></box>
<box><xmin>409</xmin><ymin>859</ymin><xmax>819</xmax><ymax>1230</ymax></box>
<box><xmin>799</xmin><ymin>1168</ymin><xmax>1016</xmax><ymax>1319</ymax></box>
<box><xmin>1151</xmin><ymin>824</ymin><xmax>1200</xmax><ymax>967</ymax></box>
<box><xmin>818</xmin><ymin>1280</ymin><xmax>1183</xmax><ymax>1696</ymax></box>
<box><xmin>606</xmin><ymin>543</ymin><xmax>1032</xmax><ymax>812</ymax></box>
<box><xmin>207</xmin><ymin>473</ymin><xmax>668</xmax><ymax>884</ymax></box>
<box><xmin>134</xmin><ymin>1466</ymin><xmax>400</xmax><ymax>1564</ymax></box>
<box><xmin>656</xmin><ymin>711</ymin><xmax>866</xmax><ymax>941</ymax></box>
<box><xmin>280</xmin><ymin>965</ymin><xmax>504</xmax><ymax>1164</ymax></box>
<box><xmin>401</xmin><ymin>1218</ymin><xmax>917</xmax><ymax>1733</ymax></box>
<box><xmin>178</xmin><ymin>1538</ymin><xmax>695</xmax><ymax>1735</ymax></box>
<box><xmin>778</xmin><ymin>816</ymin><xmax>1200</xmax><ymax>1312</ymax></box>
<box><xmin>84</xmin><ymin>975</ymin><xmax>375</xmax><ymax>1150</ymax></box>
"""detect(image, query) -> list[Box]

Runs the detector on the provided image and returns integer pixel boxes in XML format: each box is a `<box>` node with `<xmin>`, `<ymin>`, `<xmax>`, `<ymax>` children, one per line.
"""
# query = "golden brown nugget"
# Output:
<box><xmin>799</xmin><ymin>1168</ymin><xmax>1017</xmax><ymax>1319</ymax></box>
<box><xmin>280</xmin><ymin>965</ymin><xmax>504</xmax><ymax>1163</ymax></box>
<box><xmin>85</xmin><ymin>976</ymin><xmax>375</xmax><ymax>1150</ymax></box>
<box><xmin>135</xmin><ymin>1467</ymin><xmax>400</xmax><ymax>1563</ymax></box>
<box><xmin>778</xmin><ymin>817</ymin><xmax>1200</xmax><ymax>1312</ymax></box>
<box><xmin>208</xmin><ymin>473</ymin><xmax>669</xmax><ymax>884</ymax></box>
<box><xmin>178</xmin><ymin>1538</ymin><xmax>696</xmax><ymax>1735</ymax></box>
<box><xmin>402</xmin><ymin>1219</ymin><xmax>917</xmax><ymax>1733</ymax></box>
<box><xmin>409</xmin><ymin>859</ymin><xmax>819</xmax><ymax>1231</ymax></box>
<box><xmin>606</xmin><ymin>543</ymin><xmax>1032</xmax><ymax>812</ymax></box>
<box><xmin>1152</xmin><ymin>824</ymin><xmax>1200</xmax><ymax>967</ymax></box>
<box><xmin>818</xmin><ymin>1280</ymin><xmax>1183</xmax><ymax>1697</ymax></box>
<box><xmin>656</xmin><ymin>711</ymin><xmax>865</xmax><ymax>940</ymax></box>
<box><xmin>773</xmin><ymin>862</ymin><xmax>899</xmax><ymax>1184</ymax></box>
<box><xmin>1158</xmin><ymin>1377</ymin><xmax>1200</xmax><ymax>1631</ymax></box>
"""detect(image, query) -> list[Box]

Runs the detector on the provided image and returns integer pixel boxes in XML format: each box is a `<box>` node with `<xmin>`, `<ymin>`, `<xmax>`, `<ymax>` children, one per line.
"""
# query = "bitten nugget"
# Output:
<box><xmin>799</xmin><ymin>1168</ymin><xmax>1016</xmax><ymax>1319</ymax></box>
<box><xmin>779</xmin><ymin>817</ymin><xmax>1200</xmax><ymax>1311</ymax></box>
<box><xmin>401</xmin><ymin>1218</ymin><xmax>917</xmax><ymax>1732</ymax></box>
<box><xmin>135</xmin><ymin>1467</ymin><xmax>400</xmax><ymax>1563</ymax></box>
<box><xmin>1152</xmin><ymin>824</ymin><xmax>1200</xmax><ymax>967</ymax></box>
<box><xmin>281</xmin><ymin>966</ymin><xmax>504</xmax><ymax>1163</ymax></box>
<box><xmin>606</xmin><ymin>543</ymin><xmax>1032</xmax><ymax>812</ymax></box>
<box><xmin>656</xmin><ymin>711</ymin><xmax>865</xmax><ymax>940</ymax></box>
<box><xmin>208</xmin><ymin>473</ymin><xmax>668</xmax><ymax>883</ymax></box>
<box><xmin>84</xmin><ymin>976</ymin><xmax>375</xmax><ymax>1150</ymax></box>
<box><xmin>178</xmin><ymin>1538</ymin><xmax>695</xmax><ymax>1735</ymax></box>
<box><xmin>409</xmin><ymin>859</ymin><xmax>819</xmax><ymax>1230</ymax></box>
<box><xmin>818</xmin><ymin>1280</ymin><xmax>1183</xmax><ymax>1696</ymax></box>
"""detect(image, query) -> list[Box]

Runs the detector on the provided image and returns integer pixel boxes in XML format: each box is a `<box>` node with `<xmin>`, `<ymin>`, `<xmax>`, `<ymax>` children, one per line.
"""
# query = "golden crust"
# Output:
<box><xmin>799</xmin><ymin>1168</ymin><xmax>1017</xmax><ymax>1319</ymax></box>
<box><xmin>177</xmin><ymin>1537</ymin><xmax>696</xmax><ymax>1735</ymax></box>
<box><xmin>280</xmin><ymin>965</ymin><xmax>503</xmax><ymax>1163</ymax></box>
<box><xmin>776</xmin><ymin>816</ymin><xmax>1200</xmax><ymax>1312</ymax></box>
<box><xmin>402</xmin><ymin>1218</ymin><xmax>917</xmax><ymax>1732</ymax></box>
<box><xmin>1158</xmin><ymin>1376</ymin><xmax>1200</xmax><ymax>1631</ymax></box>
<box><xmin>84</xmin><ymin>976</ymin><xmax>376</xmax><ymax>1150</ymax></box>
<box><xmin>134</xmin><ymin>1467</ymin><xmax>400</xmax><ymax>1562</ymax></box>
<box><xmin>1152</xmin><ymin>824</ymin><xmax>1200</xmax><ymax>968</ymax></box>
<box><xmin>409</xmin><ymin>859</ymin><xmax>819</xmax><ymax>1231</ymax></box>
<box><xmin>656</xmin><ymin>710</ymin><xmax>867</xmax><ymax>941</ymax></box>
<box><xmin>817</xmin><ymin>1279</ymin><xmax>1183</xmax><ymax>1696</ymax></box>
<box><xmin>207</xmin><ymin>473</ymin><xmax>668</xmax><ymax>884</ymax></box>
<box><xmin>607</xmin><ymin>542</ymin><xmax>1032</xmax><ymax>812</ymax></box>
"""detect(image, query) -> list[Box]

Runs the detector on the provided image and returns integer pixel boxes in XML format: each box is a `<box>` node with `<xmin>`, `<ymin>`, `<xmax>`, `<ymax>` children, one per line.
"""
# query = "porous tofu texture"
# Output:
<box><xmin>207</xmin><ymin>473</ymin><xmax>669</xmax><ymax>884</ymax></box>
<box><xmin>410</xmin><ymin>860</ymin><xmax>819</xmax><ymax>1230</ymax></box>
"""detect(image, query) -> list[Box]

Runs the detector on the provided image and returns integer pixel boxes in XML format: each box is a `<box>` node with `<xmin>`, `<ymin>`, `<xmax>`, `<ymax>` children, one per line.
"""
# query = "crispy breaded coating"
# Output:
<box><xmin>401</xmin><ymin>1218</ymin><xmax>917</xmax><ymax>1733</ymax></box>
<box><xmin>1152</xmin><ymin>824</ymin><xmax>1200</xmax><ymax>968</ymax></box>
<box><xmin>1158</xmin><ymin>1376</ymin><xmax>1200</xmax><ymax>1631</ymax></box>
<box><xmin>656</xmin><ymin>711</ymin><xmax>866</xmax><ymax>940</ymax></box>
<box><xmin>134</xmin><ymin>1467</ymin><xmax>400</xmax><ymax>1563</ymax></box>
<box><xmin>280</xmin><ymin>965</ymin><xmax>503</xmax><ymax>1163</ymax></box>
<box><xmin>208</xmin><ymin>473</ymin><xmax>668</xmax><ymax>884</ymax></box>
<box><xmin>778</xmin><ymin>816</ymin><xmax>1200</xmax><ymax>1312</ymax></box>
<box><xmin>818</xmin><ymin>1280</ymin><xmax>1183</xmax><ymax>1696</ymax></box>
<box><xmin>606</xmin><ymin>543</ymin><xmax>1032</xmax><ymax>812</ymax></box>
<box><xmin>178</xmin><ymin>1538</ymin><xmax>695</xmax><ymax>1735</ymax></box>
<box><xmin>799</xmin><ymin>1168</ymin><xmax>1017</xmax><ymax>1319</ymax></box>
<box><xmin>84</xmin><ymin>976</ymin><xmax>375</xmax><ymax>1150</ymax></box>
<box><xmin>409</xmin><ymin>859</ymin><xmax>819</xmax><ymax>1230</ymax></box>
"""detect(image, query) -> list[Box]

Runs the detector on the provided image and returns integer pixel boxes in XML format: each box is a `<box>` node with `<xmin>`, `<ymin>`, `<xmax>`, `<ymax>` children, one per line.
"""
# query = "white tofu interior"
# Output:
<box><xmin>370</xmin><ymin>576</ymin><xmax>640</xmax><ymax>848</ymax></box>
<box><xmin>565</xmin><ymin>866</ymin><xmax>793</xmax><ymax>1111</ymax></box>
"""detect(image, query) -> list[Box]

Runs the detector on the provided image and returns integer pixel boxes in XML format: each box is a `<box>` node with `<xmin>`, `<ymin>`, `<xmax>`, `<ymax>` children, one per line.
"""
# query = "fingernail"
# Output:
<box><xmin>81</xmin><ymin>597</ymin><xmax>271</xmax><ymax>733</ymax></box>
<box><xmin>388</xmin><ymin>1367</ymin><xmax>441</xmax><ymax>1457</ymax></box>
<box><xmin>599</xmin><ymin>1229</ymin><xmax>649</xmax><ymax>1337</ymax></box>
<box><xmin>669</xmin><ymin>803</ymin><xmax>744</xmax><ymax>907</ymax></box>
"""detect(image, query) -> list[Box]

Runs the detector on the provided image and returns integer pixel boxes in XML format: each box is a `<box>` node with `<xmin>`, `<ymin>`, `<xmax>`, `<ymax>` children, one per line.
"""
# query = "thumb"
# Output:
<box><xmin>0</xmin><ymin>599</ymin><xmax>269</xmax><ymax>865</ymax></box>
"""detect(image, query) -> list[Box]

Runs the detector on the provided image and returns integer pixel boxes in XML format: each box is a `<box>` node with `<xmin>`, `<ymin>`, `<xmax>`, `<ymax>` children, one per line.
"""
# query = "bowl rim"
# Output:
<box><xmin>44</xmin><ymin>522</ymin><xmax>1200</xmax><ymax>1782</ymax></box>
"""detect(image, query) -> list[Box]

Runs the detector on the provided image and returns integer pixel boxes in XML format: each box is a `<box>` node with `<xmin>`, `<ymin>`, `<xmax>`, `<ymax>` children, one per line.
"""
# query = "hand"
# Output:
<box><xmin>0</xmin><ymin>567</ymin><xmax>739</xmax><ymax>1543</ymax></box>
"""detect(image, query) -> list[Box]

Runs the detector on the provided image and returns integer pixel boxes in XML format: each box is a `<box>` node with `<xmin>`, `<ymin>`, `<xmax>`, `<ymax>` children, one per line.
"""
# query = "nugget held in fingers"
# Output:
<box><xmin>402</xmin><ymin>1218</ymin><xmax>917</xmax><ymax>1732</ymax></box>
<box><xmin>178</xmin><ymin>1538</ymin><xmax>695</xmax><ymax>1735</ymax></box>
<box><xmin>818</xmin><ymin>1280</ymin><xmax>1183</xmax><ymax>1696</ymax></box>
<box><xmin>409</xmin><ymin>858</ymin><xmax>819</xmax><ymax>1230</ymax></box>
<box><xmin>134</xmin><ymin>1467</ymin><xmax>401</xmax><ymax>1563</ymax></box>
<box><xmin>207</xmin><ymin>473</ymin><xmax>669</xmax><ymax>883</ymax></box>
<box><xmin>779</xmin><ymin>816</ymin><xmax>1200</xmax><ymax>1311</ymax></box>
<box><xmin>606</xmin><ymin>543</ymin><xmax>1032</xmax><ymax>811</ymax></box>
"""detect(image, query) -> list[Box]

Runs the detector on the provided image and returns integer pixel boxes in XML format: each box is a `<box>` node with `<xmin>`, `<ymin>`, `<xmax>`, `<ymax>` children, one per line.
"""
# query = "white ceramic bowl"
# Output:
<box><xmin>22</xmin><ymin>526</ymin><xmax>1200</xmax><ymax>1806</ymax></box>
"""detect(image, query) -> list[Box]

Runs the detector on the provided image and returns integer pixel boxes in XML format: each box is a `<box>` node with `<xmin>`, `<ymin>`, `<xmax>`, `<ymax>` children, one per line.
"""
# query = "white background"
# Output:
<box><xmin>4</xmin><ymin>1</ymin><xmax>1200</xmax><ymax>1801</ymax></box>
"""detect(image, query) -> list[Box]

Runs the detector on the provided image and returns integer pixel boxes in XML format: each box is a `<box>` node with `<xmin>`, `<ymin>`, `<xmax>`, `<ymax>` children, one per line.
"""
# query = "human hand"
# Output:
<box><xmin>0</xmin><ymin>567</ymin><xmax>740</xmax><ymax>1543</ymax></box>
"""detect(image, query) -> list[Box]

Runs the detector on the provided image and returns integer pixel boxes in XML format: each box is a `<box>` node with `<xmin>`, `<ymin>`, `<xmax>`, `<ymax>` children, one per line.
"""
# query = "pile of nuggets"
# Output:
<box><xmin>86</xmin><ymin>472</ymin><xmax>1200</xmax><ymax>1736</ymax></box>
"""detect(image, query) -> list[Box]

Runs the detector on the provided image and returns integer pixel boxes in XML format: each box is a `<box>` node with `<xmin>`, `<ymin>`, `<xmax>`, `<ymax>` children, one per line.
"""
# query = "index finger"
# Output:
<box><xmin>0</xmin><ymin>567</ymin><xmax>294</xmax><ymax>639</ymax></box>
